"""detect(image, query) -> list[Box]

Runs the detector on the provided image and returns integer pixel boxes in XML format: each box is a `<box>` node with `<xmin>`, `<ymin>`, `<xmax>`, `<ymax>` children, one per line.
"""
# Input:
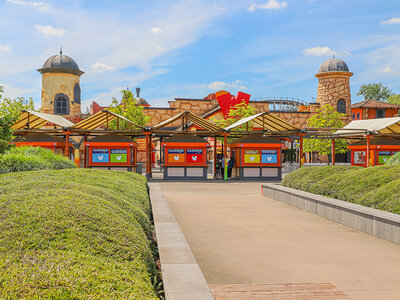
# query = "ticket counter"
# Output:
<box><xmin>84</xmin><ymin>135</ymin><xmax>138</xmax><ymax>171</ymax></box>
<box><xmin>161</xmin><ymin>135</ymin><xmax>210</xmax><ymax>180</ymax></box>
<box><xmin>228</xmin><ymin>134</ymin><xmax>284</xmax><ymax>180</ymax></box>
<box><xmin>349</xmin><ymin>137</ymin><xmax>400</xmax><ymax>167</ymax></box>
<box><xmin>14</xmin><ymin>133</ymin><xmax>74</xmax><ymax>156</ymax></box>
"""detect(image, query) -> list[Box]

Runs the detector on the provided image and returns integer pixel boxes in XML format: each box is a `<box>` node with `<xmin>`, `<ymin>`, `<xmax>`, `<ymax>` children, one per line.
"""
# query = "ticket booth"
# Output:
<box><xmin>85</xmin><ymin>135</ymin><xmax>138</xmax><ymax>171</ymax></box>
<box><xmin>349</xmin><ymin>137</ymin><xmax>400</xmax><ymax>167</ymax></box>
<box><xmin>161</xmin><ymin>135</ymin><xmax>210</xmax><ymax>180</ymax></box>
<box><xmin>228</xmin><ymin>134</ymin><xmax>285</xmax><ymax>180</ymax></box>
<box><xmin>14</xmin><ymin>133</ymin><xmax>74</xmax><ymax>156</ymax></box>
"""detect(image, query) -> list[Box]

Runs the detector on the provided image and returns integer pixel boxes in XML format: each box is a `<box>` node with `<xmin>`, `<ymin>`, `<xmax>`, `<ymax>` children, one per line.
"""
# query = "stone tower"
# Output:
<box><xmin>38</xmin><ymin>49</ymin><xmax>84</xmax><ymax>119</ymax></box>
<box><xmin>315</xmin><ymin>58</ymin><xmax>353</xmax><ymax>122</ymax></box>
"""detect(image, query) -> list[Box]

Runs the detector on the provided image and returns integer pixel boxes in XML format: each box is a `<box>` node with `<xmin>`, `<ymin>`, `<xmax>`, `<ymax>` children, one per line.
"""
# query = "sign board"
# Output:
<box><xmin>261</xmin><ymin>149</ymin><xmax>277</xmax><ymax>164</ymax></box>
<box><xmin>92</xmin><ymin>149</ymin><xmax>109</xmax><ymax>163</ymax></box>
<box><xmin>354</xmin><ymin>151</ymin><xmax>366</xmax><ymax>164</ymax></box>
<box><xmin>186</xmin><ymin>149</ymin><xmax>203</xmax><ymax>163</ymax></box>
<box><xmin>378</xmin><ymin>151</ymin><xmax>391</xmax><ymax>164</ymax></box>
<box><xmin>168</xmin><ymin>149</ymin><xmax>185</xmax><ymax>163</ymax></box>
<box><xmin>110</xmin><ymin>149</ymin><xmax>128</xmax><ymax>163</ymax></box>
<box><xmin>244</xmin><ymin>149</ymin><xmax>260</xmax><ymax>163</ymax></box>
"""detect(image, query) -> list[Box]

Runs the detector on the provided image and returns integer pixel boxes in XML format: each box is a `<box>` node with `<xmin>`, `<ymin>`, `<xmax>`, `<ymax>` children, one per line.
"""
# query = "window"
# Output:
<box><xmin>54</xmin><ymin>93</ymin><xmax>70</xmax><ymax>115</ymax></box>
<box><xmin>357</xmin><ymin>113</ymin><xmax>360</xmax><ymax>119</ymax></box>
<box><xmin>74</xmin><ymin>83</ymin><xmax>81</xmax><ymax>104</ymax></box>
<box><xmin>337</xmin><ymin>99</ymin><xmax>346</xmax><ymax>114</ymax></box>
<box><xmin>352</xmin><ymin>113</ymin><xmax>355</xmax><ymax>119</ymax></box>
<box><xmin>376</xmin><ymin>109</ymin><xmax>385</xmax><ymax>119</ymax></box>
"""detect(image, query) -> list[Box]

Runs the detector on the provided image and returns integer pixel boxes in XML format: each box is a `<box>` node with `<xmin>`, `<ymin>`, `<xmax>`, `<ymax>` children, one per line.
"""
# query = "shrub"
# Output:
<box><xmin>0</xmin><ymin>146</ymin><xmax>76</xmax><ymax>174</ymax></box>
<box><xmin>385</xmin><ymin>151</ymin><xmax>400</xmax><ymax>165</ymax></box>
<box><xmin>0</xmin><ymin>169</ymin><xmax>158</xmax><ymax>299</ymax></box>
<box><xmin>281</xmin><ymin>166</ymin><xmax>360</xmax><ymax>192</ymax></box>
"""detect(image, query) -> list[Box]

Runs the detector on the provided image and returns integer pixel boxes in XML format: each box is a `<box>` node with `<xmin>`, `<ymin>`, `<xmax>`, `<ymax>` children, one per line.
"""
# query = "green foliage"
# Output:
<box><xmin>211</xmin><ymin>102</ymin><xmax>255</xmax><ymax>142</ymax></box>
<box><xmin>281</xmin><ymin>165</ymin><xmax>360</xmax><ymax>192</ymax></box>
<box><xmin>387</xmin><ymin>94</ymin><xmax>400</xmax><ymax>106</ymax></box>
<box><xmin>0</xmin><ymin>87</ymin><xmax>35</xmax><ymax>154</ymax></box>
<box><xmin>357</xmin><ymin>82</ymin><xmax>393</xmax><ymax>101</ymax></box>
<box><xmin>385</xmin><ymin>151</ymin><xmax>400</xmax><ymax>165</ymax></box>
<box><xmin>0</xmin><ymin>146</ymin><xmax>76</xmax><ymax>174</ymax></box>
<box><xmin>282</xmin><ymin>165</ymin><xmax>400</xmax><ymax>214</ymax></box>
<box><xmin>108</xmin><ymin>89</ymin><xmax>151</xmax><ymax>129</ymax></box>
<box><xmin>303</xmin><ymin>105</ymin><xmax>348</xmax><ymax>155</ymax></box>
<box><xmin>0</xmin><ymin>169</ymin><xmax>158</xmax><ymax>299</ymax></box>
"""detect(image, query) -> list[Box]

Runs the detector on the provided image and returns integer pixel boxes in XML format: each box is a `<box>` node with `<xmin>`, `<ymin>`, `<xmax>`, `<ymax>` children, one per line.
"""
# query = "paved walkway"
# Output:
<box><xmin>158</xmin><ymin>182</ymin><xmax>400</xmax><ymax>300</ymax></box>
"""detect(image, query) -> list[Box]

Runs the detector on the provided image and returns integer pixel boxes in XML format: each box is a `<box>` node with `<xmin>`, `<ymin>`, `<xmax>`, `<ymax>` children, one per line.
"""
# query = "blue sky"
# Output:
<box><xmin>0</xmin><ymin>0</ymin><xmax>400</xmax><ymax>111</ymax></box>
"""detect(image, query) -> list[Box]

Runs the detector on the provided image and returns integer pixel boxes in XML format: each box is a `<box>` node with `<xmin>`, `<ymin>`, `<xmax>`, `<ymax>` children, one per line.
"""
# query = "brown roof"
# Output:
<box><xmin>351</xmin><ymin>100</ymin><xmax>400</xmax><ymax>109</ymax></box>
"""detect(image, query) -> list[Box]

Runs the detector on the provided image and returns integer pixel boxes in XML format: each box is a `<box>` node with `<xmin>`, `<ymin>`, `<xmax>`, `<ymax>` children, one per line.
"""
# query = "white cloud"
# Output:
<box><xmin>156</xmin><ymin>46</ymin><xmax>166</xmax><ymax>52</ymax></box>
<box><xmin>382</xmin><ymin>18</ymin><xmax>400</xmax><ymax>25</ymax></box>
<box><xmin>34</xmin><ymin>25</ymin><xmax>66</xmax><ymax>37</ymax></box>
<box><xmin>208</xmin><ymin>80</ymin><xmax>247</xmax><ymax>91</ymax></box>
<box><xmin>91</xmin><ymin>62</ymin><xmax>116</xmax><ymax>72</ymax></box>
<box><xmin>149</xmin><ymin>27</ymin><xmax>163</xmax><ymax>35</ymax></box>
<box><xmin>248</xmin><ymin>0</ymin><xmax>287</xmax><ymax>12</ymax></box>
<box><xmin>303</xmin><ymin>46</ymin><xmax>336</xmax><ymax>56</ymax></box>
<box><xmin>0</xmin><ymin>44</ymin><xmax>12</xmax><ymax>52</ymax></box>
<box><xmin>380</xmin><ymin>66</ymin><xmax>396</xmax><ymax>74</ymax></box>
<box><xmin>6</xmin><ymin>0</ymin><xmax>49</xmax><ymax>12</ymax></box>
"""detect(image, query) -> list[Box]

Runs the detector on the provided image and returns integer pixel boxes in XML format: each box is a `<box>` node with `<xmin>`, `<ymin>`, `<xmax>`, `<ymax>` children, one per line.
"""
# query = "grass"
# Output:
<box><xmin>0</xmin><ymin>146</ymin><xmax>76</xmax><ymax>174</ymax></box>
<box><xmin>282</xmin><ymin>165</ymin><xmax>400</xmax><ymax>214</ymax></box>
<box><xmin>0</xmin><ymin>169</ymin><xmax>159</xmax><ymax>299</ymax></box>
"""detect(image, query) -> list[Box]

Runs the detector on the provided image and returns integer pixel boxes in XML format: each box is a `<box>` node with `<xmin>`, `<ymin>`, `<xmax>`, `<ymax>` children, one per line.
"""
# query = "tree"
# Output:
<box><xmin>387</xmin><ymin>94</ymin><xmax>400</xmax><ymax>106</ymax></box>
<box><xmin>0</xmin><ymin>87</ymin><xmax>35</xmax><ymax>154</ymax></box>
<box><xmin>108</xmin><ymin>89</ymin><xmax>151</xmax><ymax>129</ymax></box>
<box><xmin>303</xmin><ymin>105</ymin><xmax>348</xmax><ymax>156</ymax></box>
<box><xmin>357</xmin><ymin>82</ymin><xmax>393</xmax><ymax>101</ymax></box>
<box><xmin>211</xmin><ymin>102</ymin><xmax>256</xmax><ymax>142</ymax></box>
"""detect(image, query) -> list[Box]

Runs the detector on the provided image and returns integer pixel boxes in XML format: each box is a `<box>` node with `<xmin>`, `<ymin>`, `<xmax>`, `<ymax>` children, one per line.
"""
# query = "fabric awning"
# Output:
<box><xmin>334</xmin><ymin>117</ymin><xmax>400</xmax><ymax>136</ymax></box>
<box><xmin>152</xmin><ymin>111</ymin><xmax>222</xmax><ymax>132</ymax></box>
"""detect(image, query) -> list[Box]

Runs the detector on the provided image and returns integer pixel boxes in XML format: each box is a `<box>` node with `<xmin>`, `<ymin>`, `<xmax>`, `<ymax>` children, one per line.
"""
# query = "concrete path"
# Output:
<box><xmin>158</xmin><ymin>182</ymin><xmax>400</xmax><ymax>300</ymax></box>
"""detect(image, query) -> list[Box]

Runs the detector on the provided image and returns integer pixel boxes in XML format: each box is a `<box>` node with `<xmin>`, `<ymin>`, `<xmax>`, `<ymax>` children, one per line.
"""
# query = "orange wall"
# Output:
<box><xmin>351</xmin><ymin>107</ymin><xmax>399</xmax><ymax>120</ymax></box>
<box><xmin>352</xmin><ymin>108</ymin><xmax>363</xmax><ymax>120</ymax></box>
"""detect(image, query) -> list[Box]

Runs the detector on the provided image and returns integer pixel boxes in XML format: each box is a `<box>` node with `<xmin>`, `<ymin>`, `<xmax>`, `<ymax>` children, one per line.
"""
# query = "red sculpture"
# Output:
<box><xmin>216</xmin><ymin>91</ymin><xmax>251</xmax><ymax>119</ymax></box>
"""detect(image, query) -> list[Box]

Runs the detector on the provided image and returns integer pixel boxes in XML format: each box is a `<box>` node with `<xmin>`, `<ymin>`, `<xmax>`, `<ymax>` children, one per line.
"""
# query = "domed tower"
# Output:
<box><xmin>315</xmin><ymin>57</ymin><xmax>353</xmax><ymax>122</ymax></box>
<box><xmin>38</xmin><ymin>49</ymin><xmax>84</xmax><ymax>118</ymax></box>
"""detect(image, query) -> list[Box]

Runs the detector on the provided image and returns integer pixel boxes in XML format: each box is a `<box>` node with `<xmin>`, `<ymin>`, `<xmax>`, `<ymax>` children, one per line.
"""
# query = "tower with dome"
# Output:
<box><xmin>38</xmin><ymin>49</ymin><xmax>84</xmax><ymax>119</ymax></box>
<box><xmin>315</xmin><ymin>57</ymin><xmax>353</xmax><ymax>121</ymax></box>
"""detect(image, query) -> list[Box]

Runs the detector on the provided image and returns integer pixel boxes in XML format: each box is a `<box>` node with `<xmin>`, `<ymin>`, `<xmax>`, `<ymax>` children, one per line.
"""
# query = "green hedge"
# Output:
<box><xmin>0</xmin><ymin>146</ymin><xmax>76</xmax><ymax>174</ymax></box>
<box><xmin>282</xmin><ymin>165</ymin><xmax>400</xmax><ymax>214</ymax></box>
<box><xmin>281</xmin><ymin>165</ymin><xmax>361</xmax><ymax>193</ymax></box>
<box><xmin>0</xmin><ymin>169</ymin><xmax>158</xmax><ymax>299</ymax></box>
<box><xmin>385</xmin><ymin>151</ymin><xmax>400</xmax><ymax>165</ymax></box>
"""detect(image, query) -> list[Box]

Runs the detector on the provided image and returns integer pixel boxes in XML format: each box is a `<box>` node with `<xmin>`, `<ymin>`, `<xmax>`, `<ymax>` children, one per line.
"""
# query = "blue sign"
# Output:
<box><xmin>92</xmin><ymin>148</ymin><xmax>109</xmax><ymax>163</ymax></box>
<box><xmin>187</xmin><ymin>149</ymin><xmax>203</xmax><ymax>154</ymax></box>
<box><xmin>261</xmin><ymin>149</ymin><xmax>277</xmax><ymax>164</ymax></box>
<box><xmin>168</xmin><ymin>149</ymin><xmax>184</xmax><ymax>154</ymax></box>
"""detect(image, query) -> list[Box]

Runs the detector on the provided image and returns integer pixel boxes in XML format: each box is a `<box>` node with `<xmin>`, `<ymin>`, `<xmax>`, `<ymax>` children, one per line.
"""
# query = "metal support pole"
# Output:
<box><xmin>366</xmin><ymin>135</ymin><xmax>371</xmax><ymax>167</ymax></box>
<box><xmin>148</xmin><ymin>134</ymin><xmax>153</xmax><ymax>178</ymax></box>
<box><xmin>65</xmin><ymin>132</ymin><xmax>69</xmax><ymax>158</ymax></box>
<box><xmin>224</xmin><ymin>134</ymin><xmax>228</xmax><ymax>181</ymax></box>
<box><xmin>214</xmin><ymin>137</ymin><xmax>217</xmax><ymax>175</ymax></box>
<box><xmin>299</xmin><ymin>135</ymin><xmax>304</xmax><ymax>168</ymax></box>
<box><xmin>83</xmin><ymin>135</ymin><xmax>87</xmax><ymax>168</ymax></box>
<box><xmin>332</xmin><ymin>139</ymin><xmax>336</xmax><ymax>166</ymax></box>
<box><xmin>144</xmin><ymin>132</ymin><xmax>150</xmax><ymax>176</ymax></box>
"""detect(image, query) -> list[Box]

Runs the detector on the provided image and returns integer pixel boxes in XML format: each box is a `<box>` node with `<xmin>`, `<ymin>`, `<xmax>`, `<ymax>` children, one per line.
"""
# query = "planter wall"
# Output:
<box><xmin>262</xmin><ymin>183</ymin><xmax>400</xmax><ymax>245</ymax></box>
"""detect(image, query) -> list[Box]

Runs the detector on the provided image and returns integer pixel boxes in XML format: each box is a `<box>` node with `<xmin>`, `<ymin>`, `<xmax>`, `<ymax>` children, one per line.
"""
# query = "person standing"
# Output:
<box><xmin>228</xmin><ymin>156</ymin><xmax>235</xmax><ymax>178</ymax></box>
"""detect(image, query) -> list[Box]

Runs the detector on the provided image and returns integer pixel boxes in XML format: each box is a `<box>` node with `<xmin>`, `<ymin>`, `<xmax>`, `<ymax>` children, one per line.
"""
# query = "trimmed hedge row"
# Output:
<box><xmin>0</xmin><ymin>169</ymin><xmax>158</xmax><ymax>299</ymax></box>
<box><xmin>282</xmin><ymin>165</ymin><xmax>400</xmax><ymax>214</ymax></box>
<box><xmin>0</xmin><ymin>146</ymin><xmax>76</xmax><ymax>174</ymax></box>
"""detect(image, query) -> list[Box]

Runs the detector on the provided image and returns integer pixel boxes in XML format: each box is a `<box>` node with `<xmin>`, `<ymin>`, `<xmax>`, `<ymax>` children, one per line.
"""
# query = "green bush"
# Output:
<box><xmin>385</xmin><ymin>151</ymin><xmax>400</xmax><ymax>165</ymax></box>
<box><xmin>281</xmin><ymin>165</ymin><xmax>360</xmax><ymax>192</ymax></box>
<box><xmin>0</xmin><ymin>169</ymin><xmax>158</xmax><ymax>299</ymax></box>
<box><xmin>282</xmin><ymin>165</ymin><xmax>400</xmax><ymax>215</ymax></box>
<box><xmin>0</xmin><ymin>146</ymin><xmax>76</xmax><ymax>174</ymax></box>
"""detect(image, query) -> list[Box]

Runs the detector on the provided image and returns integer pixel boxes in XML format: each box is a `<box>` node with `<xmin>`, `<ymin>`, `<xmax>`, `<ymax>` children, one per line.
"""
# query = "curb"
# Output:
<box><xmin>148</xmin><ymin>183</ymin><xmax>215</xmax><ymax>300</ymax></box>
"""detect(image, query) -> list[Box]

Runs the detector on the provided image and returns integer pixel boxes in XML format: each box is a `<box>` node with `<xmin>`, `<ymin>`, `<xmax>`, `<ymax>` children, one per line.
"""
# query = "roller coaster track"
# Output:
<box><xmin>250</xmin><ymin>97</ymin><xmax>311</xmax><ymax>112</ymax></box>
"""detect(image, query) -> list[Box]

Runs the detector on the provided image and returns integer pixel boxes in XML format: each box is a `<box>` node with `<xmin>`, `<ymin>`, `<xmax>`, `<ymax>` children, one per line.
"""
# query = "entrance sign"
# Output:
<box><xmin>354</xmin><ymin>151</ymin><xmax>366</xmax><ymax>164</ymax></box>
<box><xmin>261</xmin><ymin>149</ymin><xmax>278</xmax><ymax>164</ymax></box>
<box><xmin>186</xmin><ymin>149</ymin><xmax>203</xmax><ymax>163</ymax></box>
<box><xmin>92</xmin><ymin>149</ymin><xmax>109</xmax><ymax>163</ymax></box>
<box><xmin>244</xmin><ymin>150</ymin><xmax>260</xmax><ymax>163</ymax></box>
<box><xmin>378</xmin><ymin>151</ymin><xmax>391</xmax><ymax>164</ymax></box>
<box><xmin>110</xmin><ymin>149</ymin><xmax>127</xmax><ymax>163</ymax></box>
<box><xmin>168</xmin><ymin>149</ymin><xmax>185</xmax><ymax>163</ymax></box>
